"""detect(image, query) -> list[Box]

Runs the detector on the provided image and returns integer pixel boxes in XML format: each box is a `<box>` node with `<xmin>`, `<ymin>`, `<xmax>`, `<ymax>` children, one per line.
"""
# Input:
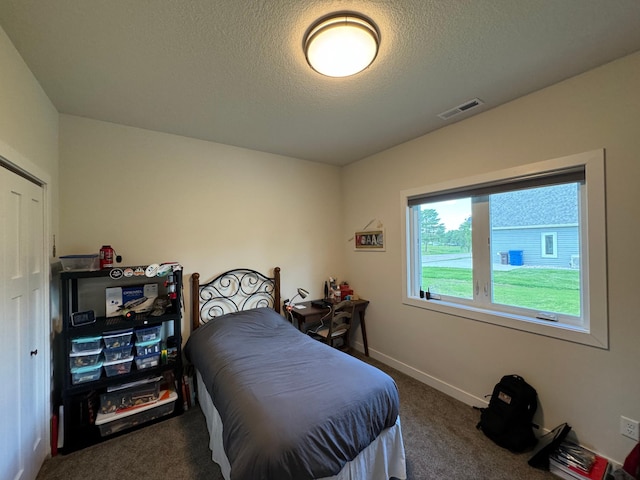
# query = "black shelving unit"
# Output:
<box><xmin>56</xmin><ymin>266</ymin><xmax>184</xmax><ymax>454</ymax></box>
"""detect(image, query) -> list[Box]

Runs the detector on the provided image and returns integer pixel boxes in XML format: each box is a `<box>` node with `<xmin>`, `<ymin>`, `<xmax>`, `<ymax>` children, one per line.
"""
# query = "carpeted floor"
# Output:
<box><xmin>37</xmin><ymin>354</ymin><xmax>558</xmax><ymax>480</ymax></box>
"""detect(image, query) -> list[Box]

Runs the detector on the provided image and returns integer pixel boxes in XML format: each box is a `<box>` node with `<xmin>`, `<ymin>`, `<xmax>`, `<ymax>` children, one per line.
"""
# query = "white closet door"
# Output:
<box><xmin>0</xmin><ymin>165</ymin><xmax>47</xmax><ymax>480</ymax></box>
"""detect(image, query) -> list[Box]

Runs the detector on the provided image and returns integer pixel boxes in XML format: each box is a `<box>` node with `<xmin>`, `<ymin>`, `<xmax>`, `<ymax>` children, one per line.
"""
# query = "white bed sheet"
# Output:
<box><xmin>195</xmin><ymin>370</ymin><xmax>407</xmax><ymax>480</ymax></box>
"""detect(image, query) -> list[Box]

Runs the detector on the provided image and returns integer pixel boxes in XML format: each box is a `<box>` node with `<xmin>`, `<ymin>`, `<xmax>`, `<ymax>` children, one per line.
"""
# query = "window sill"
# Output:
<box><xmin>403</xmin><ymin>295</ymin><xmax>608</xmax><ymax>349</ymax></box>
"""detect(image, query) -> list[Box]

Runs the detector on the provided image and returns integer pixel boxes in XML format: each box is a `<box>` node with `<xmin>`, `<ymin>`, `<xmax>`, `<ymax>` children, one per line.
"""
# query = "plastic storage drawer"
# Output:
<box><xmin>135</xmin><ymin>338</ymin><xmax>161</xmax><ymax>356</ymax></box>
<box><xmin>135</xmin><ymin>326</ymin><xmax>162</xmax><ymax>343</ymax></box>
<box><xmin>95</xmin><ymin>390</ymin><xmax>177</xmax><ymax>437</ymax></box>
<box><xmin>70</xmin><ymin>363</ymin><xmax>102</xmax><ymax>385</ymax></box>
<box><xmin>99</xmin><ymin>376</ymin><xmax>162</xmax><ymax>414</ymax></box>
<box><xmin>134</xmin><ymin>353</ymin><xmax>161</xmax><ymax>370</ymax></box>
<box><xmin>71</xmin><ymin>336</ymin><xmax>102</xmax><ymax>353</ymax></box>
<box><xmin>103</xmin><ymin>356</ymin><xmax>134</xmax><ymax>377</ymax></box>
<box><xmin>69</xmin><ymin>348</ymin><xmax>102</xmax><ymax>368</ymax></box>
<box><xmin>103</xmin><ymin>329</ymin><xmax>133</xmax><ymax>349</ymax></box>
<box><xmin>103</xmin><ymin>345</ymin><xmax>133</xmax><ymax>362</ymax></box>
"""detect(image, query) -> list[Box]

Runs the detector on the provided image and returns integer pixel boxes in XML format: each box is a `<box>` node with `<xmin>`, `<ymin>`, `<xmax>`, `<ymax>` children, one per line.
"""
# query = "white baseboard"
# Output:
<box><xmin>378</xmin><ymin>351</ymin><xmax>488</xmax><ymax>408</ymax></box>
<box><xmin>352</xmin><ymin>341</ymin><xmax>623</xmax><ymax>470</ymax></box>
<box><xmin>353</xmin><ymin>341</ymin><xmax>488</xmax><ymax>408</ymax></box>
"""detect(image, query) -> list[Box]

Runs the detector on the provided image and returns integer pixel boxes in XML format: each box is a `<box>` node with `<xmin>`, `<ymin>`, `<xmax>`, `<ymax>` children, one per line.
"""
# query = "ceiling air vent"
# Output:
<box><xmin>438</xmin><ymin>98</ymin><xmax>484</xmax><ymax>120</ymax></box>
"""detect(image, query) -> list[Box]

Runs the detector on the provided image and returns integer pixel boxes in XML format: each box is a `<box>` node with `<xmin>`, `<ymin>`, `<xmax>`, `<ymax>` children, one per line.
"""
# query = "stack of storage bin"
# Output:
<box><xmin>94</xmin><ymin>325</ymin><xmax>177</xmax><ymax>437</ymax></box>
<box><xmin>134</xmin><ymin>325</ymin><xmax>162</xmax><ymax>370</ymax></box>
<box><xmin>69</xmin><ymin>336</ymin><xmax>103</xmax><ymax>384</ymax></box>
<box><xmin>102</xmin><ymin>329</ymin><xmax>134</xmax><ymax>377</ymax></box>
<box><xmin>95</xmin><ymin>375</ymin><xmax>177</xmax><ymax>436</ymax></box>
<box><xmin>95</xmin><ymin>388</ymin><xmax>177</xmax><ymax>436</ymax></box>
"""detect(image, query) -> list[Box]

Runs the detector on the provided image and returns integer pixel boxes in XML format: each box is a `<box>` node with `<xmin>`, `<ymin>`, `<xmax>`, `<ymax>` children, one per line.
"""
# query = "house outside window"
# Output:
<box><xmin>401</xmin><ymin>150</ymin><xmax>608</xmax><ymax>348</ymax></box>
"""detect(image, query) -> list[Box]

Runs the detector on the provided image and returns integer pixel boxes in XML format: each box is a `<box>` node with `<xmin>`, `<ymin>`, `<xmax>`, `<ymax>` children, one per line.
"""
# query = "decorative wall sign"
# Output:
<box><xmin>354</xmin><ymin>229</ymin><xmax>385</xmax><ymax>251</ymax></box>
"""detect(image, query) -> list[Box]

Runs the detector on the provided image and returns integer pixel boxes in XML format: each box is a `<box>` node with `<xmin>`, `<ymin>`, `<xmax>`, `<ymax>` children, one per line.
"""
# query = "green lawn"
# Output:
<box><xmin>422</xmin><ymin>267</ymin><xmax>580</xmax><ymax>316</ymax></box>
<box><xmin>423</xmin><ymin>245</ymin><xmax>467</xmax><ymax>255</ymax></box>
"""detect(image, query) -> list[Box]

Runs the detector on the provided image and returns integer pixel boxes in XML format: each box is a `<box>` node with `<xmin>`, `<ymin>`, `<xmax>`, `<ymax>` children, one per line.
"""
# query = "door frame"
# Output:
<box><xmin>1</xmin><ymin>140</ymin><xmax>53</xmax><ymax>461</ymax></box>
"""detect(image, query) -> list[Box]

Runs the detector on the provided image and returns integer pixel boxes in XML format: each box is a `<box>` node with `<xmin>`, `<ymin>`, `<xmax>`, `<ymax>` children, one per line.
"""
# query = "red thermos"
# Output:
<box><xmin>99</xmin><ymin>245</ymin><xmax>114</xmax><ymax>269</ymax></box>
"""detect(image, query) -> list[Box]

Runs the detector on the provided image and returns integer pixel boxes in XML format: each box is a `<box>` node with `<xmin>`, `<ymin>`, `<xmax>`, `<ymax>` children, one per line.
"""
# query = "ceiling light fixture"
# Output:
<box><xmin>304</xmin><ymin>13</ymin><xmax>380</xmax><ymax>78</ymax></box>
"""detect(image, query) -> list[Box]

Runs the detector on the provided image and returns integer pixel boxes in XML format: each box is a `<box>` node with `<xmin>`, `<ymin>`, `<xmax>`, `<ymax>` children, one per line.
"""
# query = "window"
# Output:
<box><xmin>541</xmin><ymin>232</ymin><xmax>558</xmax><ymax>258</ymax></box>
<box><xmin>401</xmin><ymin>150</ymin><xmax>608</xmax><ymax>348</ymax></box>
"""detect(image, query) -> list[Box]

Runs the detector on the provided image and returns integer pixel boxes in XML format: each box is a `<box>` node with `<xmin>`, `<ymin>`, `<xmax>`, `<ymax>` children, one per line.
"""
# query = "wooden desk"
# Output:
<box><xmin>288</xmin><ymin>299</ymin><xmax>370</xmax><ymax>356</ymax></box>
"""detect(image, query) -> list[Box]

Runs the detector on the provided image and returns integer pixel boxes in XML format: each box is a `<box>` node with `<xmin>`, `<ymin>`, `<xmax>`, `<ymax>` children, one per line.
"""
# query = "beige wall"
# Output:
<box><xmin>342</xmin><ymin>51</ymin><xmax>640</xmax><ymax>464</ymax></box>
<box><xmin>0</xmin><ymin>26</ymin><xmax>58</xmax><ymax>240</ymax></box>
<box><xmin>58</xmin><ymin>115</ymin><xmax>344</xmax><ymax>339</ymax></box>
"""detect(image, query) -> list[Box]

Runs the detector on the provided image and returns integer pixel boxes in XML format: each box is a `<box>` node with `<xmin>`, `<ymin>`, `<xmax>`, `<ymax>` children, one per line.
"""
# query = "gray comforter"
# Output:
<box><xmin>184</xmin><ymin>307</ymin><xmax>399</xmax><ymax>480</ymax></box>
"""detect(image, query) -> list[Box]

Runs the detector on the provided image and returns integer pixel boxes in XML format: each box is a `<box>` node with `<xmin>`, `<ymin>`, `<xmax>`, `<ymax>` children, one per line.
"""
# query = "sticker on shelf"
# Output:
<box><xmin>109</xmin><ymin>268</ymin><xmax>123</xmax><ymax>280</ymax></box>
<box><xmin>145</xmin><ymin>264</ymin><xmax>159</xmax><ymax>277</ymax></box>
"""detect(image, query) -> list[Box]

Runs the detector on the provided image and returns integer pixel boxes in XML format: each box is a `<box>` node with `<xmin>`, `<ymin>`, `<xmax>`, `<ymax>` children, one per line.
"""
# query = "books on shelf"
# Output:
<box><xmin>549</xmin><ymin>441</ymin><xmax>610</xmax><ymax>480</ymax></box>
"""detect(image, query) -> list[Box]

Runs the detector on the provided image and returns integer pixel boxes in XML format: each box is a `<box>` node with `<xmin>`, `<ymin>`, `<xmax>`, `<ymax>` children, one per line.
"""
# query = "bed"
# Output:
<box><xmin>184</xmin><ymin>267</ymin><xmax>406</xmax><ymax>480</ymax></box>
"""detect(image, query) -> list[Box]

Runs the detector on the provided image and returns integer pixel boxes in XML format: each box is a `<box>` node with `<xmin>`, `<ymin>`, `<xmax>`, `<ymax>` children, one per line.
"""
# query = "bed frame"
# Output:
<box><xmin>190</xmin><ymin>267</ymin><xmax>280</xmax><ymax>331</ymax></box>
<box><xmin>187</xmin><ymin>266</ymin><xmax>406</xmax><ymax>480</ymax></box>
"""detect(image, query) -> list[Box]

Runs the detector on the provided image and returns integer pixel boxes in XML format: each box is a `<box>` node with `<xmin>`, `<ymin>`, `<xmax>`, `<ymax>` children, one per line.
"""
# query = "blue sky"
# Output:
<box><xmin>424</xmin><ymin>198</ymin><xmax>471</xmax><ymax>232</ymax></box>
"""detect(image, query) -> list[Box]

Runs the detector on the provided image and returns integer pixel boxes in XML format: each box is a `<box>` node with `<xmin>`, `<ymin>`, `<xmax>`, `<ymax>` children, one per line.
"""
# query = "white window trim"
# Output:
<box><xmin>400</xmin><ymin>149</ymin><xmax>608</xmax><ymax>349</ymax></box>
<box><xmin>541</xmin><ymin>232</ymin><xmax>558</xmax><ymax>258</ymax></box>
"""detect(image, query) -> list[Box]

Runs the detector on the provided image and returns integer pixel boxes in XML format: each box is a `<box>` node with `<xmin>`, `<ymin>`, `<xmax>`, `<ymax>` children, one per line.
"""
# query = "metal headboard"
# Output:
<box><xmin>191</xmin><ymin>267</ymin><xmax>281</xmax><ymax>331</ymax></box>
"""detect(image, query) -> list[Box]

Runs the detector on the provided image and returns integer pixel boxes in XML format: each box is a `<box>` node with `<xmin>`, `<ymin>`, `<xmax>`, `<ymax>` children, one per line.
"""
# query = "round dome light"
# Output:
<box><xmin>304</xmin><ymin>14</ymin><xmax>380</xmax><ymax>78</ymax></box>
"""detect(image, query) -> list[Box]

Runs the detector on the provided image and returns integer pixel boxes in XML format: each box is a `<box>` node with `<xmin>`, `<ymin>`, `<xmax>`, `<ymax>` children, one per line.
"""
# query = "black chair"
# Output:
<box><xmin>309</xmin><ymin>300</ymin><xmax>354</xmax><ymax>351</ymax></box>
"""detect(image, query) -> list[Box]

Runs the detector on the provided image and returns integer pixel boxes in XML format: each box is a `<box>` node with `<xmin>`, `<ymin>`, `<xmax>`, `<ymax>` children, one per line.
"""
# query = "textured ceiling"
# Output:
<box><xmin>1</xmin><ymin>1</ymin><xmax>640</xmax><ymax>166</ymax></box>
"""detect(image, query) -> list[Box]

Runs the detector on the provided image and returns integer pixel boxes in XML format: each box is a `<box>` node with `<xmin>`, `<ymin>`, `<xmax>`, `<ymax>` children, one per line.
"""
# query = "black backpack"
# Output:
<box><xmin>476</xmin><ymin>374</ymin><xmax>538</xmax><ymax>452</ymax></box>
